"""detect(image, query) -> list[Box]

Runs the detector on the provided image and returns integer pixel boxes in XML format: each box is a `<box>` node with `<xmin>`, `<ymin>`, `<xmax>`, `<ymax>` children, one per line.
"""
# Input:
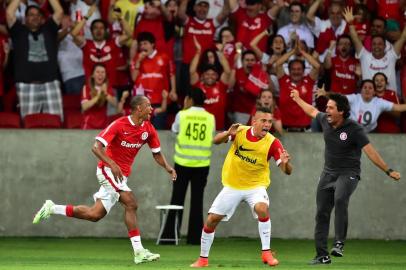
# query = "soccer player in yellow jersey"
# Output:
<box><xmin>191</xmin><ymin>107</ymin><xmax>293</xmax><ymax>268</ymax></box>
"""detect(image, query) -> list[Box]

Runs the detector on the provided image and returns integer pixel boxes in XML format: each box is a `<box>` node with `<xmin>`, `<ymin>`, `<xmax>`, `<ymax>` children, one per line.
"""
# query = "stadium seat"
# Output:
<box><xmin>108</xmin><ymin>113</ymin><xmax>123</xmax><ymax>124</ymax></box>
<box><xmin>64</xmin><ymin>110</ymin><xmax>83</xmax><ymax>129</ymax></box>
<box><xmin>0</xmin><ymin>112</ymin><xmax>21</xmax><ymax>128</ymax></box>
<box><xmin>62</xmin><ymin>94</ymin><xmax>81</xmax><ymax>111</ymax></box>
<box><xmin>24</xmin><ymin>113</ymin><xmax>62</xmax><ymax>129</ymax></box>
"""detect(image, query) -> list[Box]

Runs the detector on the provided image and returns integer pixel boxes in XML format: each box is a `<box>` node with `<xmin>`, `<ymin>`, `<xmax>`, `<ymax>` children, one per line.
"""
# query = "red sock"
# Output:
<box><xmin>203</xmin><ymin>225</ymin><xmax>215</xmax><ymax>234</ymax></box>
<box><xmin>128</xmin><ymin>228</ymin><xmax>140</xmax><ymax>238</ymax></box>
<box><xmin>258</xmin><ymin>216</ymin><xmax>270</xmax><ymax>222</ymax></box>
<box><xmin>66</xmin><ymin>205</ymin><xmax>74</xmax><ymax>217</ymax></box>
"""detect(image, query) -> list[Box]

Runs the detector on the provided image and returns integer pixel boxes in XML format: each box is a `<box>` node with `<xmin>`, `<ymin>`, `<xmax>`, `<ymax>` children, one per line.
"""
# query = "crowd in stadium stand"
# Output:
<box><xmin>0</xmin><ymin>0</ymin><xmax>405</xmax><ymax>133</ymax></box>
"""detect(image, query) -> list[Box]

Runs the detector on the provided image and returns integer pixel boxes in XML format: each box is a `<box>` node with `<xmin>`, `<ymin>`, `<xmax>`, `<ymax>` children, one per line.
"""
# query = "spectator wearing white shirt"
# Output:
<box><xmin>306</xmin><ymin>0</ymin><xmax>346</xmax><ymax>55</ymax></box>
<box><xmin>343</xmin><ymin>6</ymin><xmax>406</xmax><ymax>93</ymax></box>
<box><xmin>318</xmin><ymin>79</ymin><xmax>406</xmax><ymax>133</ymax></box>
<box><xmin>277</xmin><ymin>2</ymin><xmax>314</xmax><ymax>50</ymax></box>
<box><xmin>57</xmin><ymin>14</ymin><xmax>85</xmax><ymax>94</ymax></box>
<box><xmin>70</xmin><ymin>0</ymin><xmax>101</xmax><ymax>39</ymax></box>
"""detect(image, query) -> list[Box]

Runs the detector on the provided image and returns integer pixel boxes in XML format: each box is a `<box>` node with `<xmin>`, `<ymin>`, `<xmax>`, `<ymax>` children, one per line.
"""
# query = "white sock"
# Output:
<box><xmin>130</xmin><ymin>236</ymin><xmax>144</xmax><ymax>252</ymax></box>
<box><xmin>200</xmin><ymin>229</ymin><xmax>215</xmax><ymax>257</ymax></box>
<box><xmin>51</xmin><ymin>205</ymin><xmax>67</xmax><ymax>216</ymax></box>
<box><xmin>258</xmin><ymin>218</ymin><xmax>271</xmax><ymax>250</ymax></box>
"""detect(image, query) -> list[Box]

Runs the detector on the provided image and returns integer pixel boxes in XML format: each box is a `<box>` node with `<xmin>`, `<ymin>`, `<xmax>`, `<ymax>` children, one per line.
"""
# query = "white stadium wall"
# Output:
<box><xmin>0</xmin><ymin>130</ymin><xmax>405</xmax><ymax>239</ymax></box>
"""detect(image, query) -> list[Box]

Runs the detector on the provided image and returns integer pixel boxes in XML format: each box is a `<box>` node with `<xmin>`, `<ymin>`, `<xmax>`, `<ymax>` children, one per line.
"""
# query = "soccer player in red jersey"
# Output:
<box><xmin>33</xmin><ymin>95</ymin><xmax>177</xmax><ymax>265</ymax></box>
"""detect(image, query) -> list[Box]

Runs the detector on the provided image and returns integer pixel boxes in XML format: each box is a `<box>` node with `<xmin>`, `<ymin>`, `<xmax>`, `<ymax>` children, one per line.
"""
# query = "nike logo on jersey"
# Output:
<box><xmin>238</xmin><ymin>145</ymin><xmax>254</xmax><ymax>151</ymax></box>
<box><xmin>123</xmin><ymin>131</ymin><xmax>130</xmax><ymax>135</ymax></box>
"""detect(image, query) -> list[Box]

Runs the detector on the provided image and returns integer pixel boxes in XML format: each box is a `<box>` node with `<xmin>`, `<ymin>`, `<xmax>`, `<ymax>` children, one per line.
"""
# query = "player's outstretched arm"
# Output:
<box><xmin>213</xmin><ymin>123</ymin><xmax>240</xmax><ymax>144</ymax></box>
<box><xmin>362</xmin><ymin>143</ymin><xmax>401</xmax><ymax>181</ymax></box>
<box><xmin>278</xmin><ymin>148</ymin><xmax>292</xmax><ymax>175</ymax></box>
<box><xmin>152</xmin><ymin>152</ymin><xmax>177</xmax><ymax>181</ymax></box>
<box><xmin>290</xmin><ymin>89</ymin><xmax>319</xmax><ymax>119</ymax></box>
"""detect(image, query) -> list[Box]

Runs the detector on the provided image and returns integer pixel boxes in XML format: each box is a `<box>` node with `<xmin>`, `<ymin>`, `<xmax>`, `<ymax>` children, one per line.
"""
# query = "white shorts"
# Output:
<box><xmin>93</xmin><ymin>166</ymin><xmax>131</xmax><ymax>213</ymax></box>
<box><xmin>208</xmin><ymin>186</ymin><xmax>269</xmax><ymax>221</ymax></box>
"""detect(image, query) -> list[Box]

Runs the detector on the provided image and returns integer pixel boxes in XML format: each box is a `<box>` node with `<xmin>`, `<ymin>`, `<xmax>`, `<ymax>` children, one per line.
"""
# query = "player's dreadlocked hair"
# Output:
<box><xmin>327</xmin><ymin>93</ymin><xmax>351</xmax><ymax>119</ymax></box>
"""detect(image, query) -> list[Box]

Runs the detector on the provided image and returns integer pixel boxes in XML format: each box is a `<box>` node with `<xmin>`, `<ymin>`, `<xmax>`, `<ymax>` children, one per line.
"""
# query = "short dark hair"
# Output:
<box><xmin>246</xmin><ymin>0</ymin><xmax>262</xmax><ymax>5</ymax></box>
<box><xmin>91</xmin><ymin>19</ymin><xmax>108</xmax><ymax>31</ymax></box>
<box><xmin>242</xmin><ymin>49</ymin><xmax>256</xmax><ymax>60</ymax></box>
<box><xmin>200</xmin><ymin>63</ymin><xmax>219</xmax><ymax>74</ymax></box>
<box><xmin>360</xmin><ymin>79</ymin><xmax>376</xmax><ymax>90</ymax></box>
<box><xmin>256</xmin><ymin>106</ymin><xmax>272</xmax><ymax>115</ymax></box>
<box><xmin>25</xmin><ymin>5</ymin><xmax>43</xmax><ymax>17</ymax></box>
<box><xmin>372</xmin><ymin>72</ymin><xmax>388</xmax><ymax>83</ymax></box>
<box><xmin>187</xmin><ymin>87</ymin><xmax>206</xmax><ymax>106</ymax></box>
<box><xmin>137</xmin><ymin>32</ymin><xmax>156</xmax><ymax>44</ymax></box>
<box><xmin>288</xmin><ymin>59</ymin><xmax>305</xmax><ymax>70</ymax></box>
<box><xmin>130</xmin><ymin>95</ymin><xmax>148</xmax><ymax>111</ymax></box>
<box><xmin>327</xmin><ymin>93</ymin><xmax>350</xmax><ymax>119</ymax></box>
<box><xmin>289</xmin><ymin>1</ymin><xmax>304</xmax><ymax>12</ymax></box>
<box><xmin>371</xmin><ymin>34</ymin><xmax>386</xmax><ymax>44</ymax></box>
<box><xmin>372</xmin><ymin>16</ymin><xmax>386</xmax><ymax>27</ymax></box>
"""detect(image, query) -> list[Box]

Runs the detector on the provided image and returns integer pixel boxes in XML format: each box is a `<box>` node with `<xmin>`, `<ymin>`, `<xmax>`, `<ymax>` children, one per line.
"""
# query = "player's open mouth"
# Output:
<box><xmin>262</xmin><ymin>128</ymin><xmax>269</xmax><ymax>132</ymax></box>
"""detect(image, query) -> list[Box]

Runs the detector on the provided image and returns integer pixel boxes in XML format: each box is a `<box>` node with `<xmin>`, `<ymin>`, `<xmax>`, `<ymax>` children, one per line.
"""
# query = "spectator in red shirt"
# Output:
<box><xmin>218</xmin><ymin>26</ymin><xmax>236</xmax><ymax>68</ymax></box>
<box><xmin>275</xmin><ymin>41</ymin><xmax>320</xmax><ymax>131</ymax></box>
<box><xmin>177</xmin><ymin>0</ymin><xmax>230</xmax><ymax>98</ymax></box>
<box><xmin>71</xmin><ymin>6</ymin><xmax>131</xmax><ymax>88</ymax></box>
<box><xmin>250</xmin><ymin>30</ymin><xmax>287</xmax><ymax>97</ymax></box>
<box><xmin>229</xmin><ymin>0</ymin><xmax>283</xmax><ymax>52</ymax></box>
<box><xmin>81</xmin><ymin>63</ymin><xmax>118</xmax><ymax>129</ymax></box>
<box><xmin>324</xmin><ymin>34</ymin><xmax>360</xmax><ymax>95</ymax></box>
<box><xmin>373</xmin><ymin>72</ymin><xmax>402</xmax><ymax>133</ymax></box>
<box><xmin>229</xmin><ymin>48</ymin><xmax>270</xmax><ymax>125</ymax></box>
<box><xmin>33</xmin><ymin>95</ymin><xmax>177</xmax><ymax>265</ymax></box>
<box><xmin>190</xmin><ymin>37</ymin><xmax>231</xmax><ymax>130</ymax></box>
<box><xmin>131</xmin><ymin>31</ymin><xmax>176</xmax><ymax>129</ymax></box>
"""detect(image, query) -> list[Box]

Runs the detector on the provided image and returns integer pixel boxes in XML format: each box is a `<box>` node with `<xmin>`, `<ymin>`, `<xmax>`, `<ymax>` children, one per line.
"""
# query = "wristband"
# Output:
<box><xmin>385</xmin><ymin>168</ymin><xmax>394</xmax><ymax>176</ymax></box>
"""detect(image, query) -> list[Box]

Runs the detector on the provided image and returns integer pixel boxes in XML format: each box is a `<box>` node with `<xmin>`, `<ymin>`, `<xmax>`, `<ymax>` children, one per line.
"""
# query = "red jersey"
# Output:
<box><xmin>376</xmin><ymin>90</ymin><xmax>401</xmax><ymax>133</ymax></box>
<box><xmin>329</xmin><ymin>56</ymin><xmax>358</xmax><ymax>95</ymax></box>
<box><xmin>134</xmin><ymin>15</ymin><xmax>173</xmax><ymax>59</ymax></box>
<box><xmin>194</xmin><ymin>80</ymin><xmax>228</xmax><ymax>130</ymax></box>
<box><xmin>232</xmin><ymin>7</ymin><xmax>272</xmax><ymax>52</ymax></box>
<box><xmin>131</xmin><ymin>50</ymin><xmax>174</xmax><ymax>105</ymax></box>
<box><xmin>377</xmin><ymin>0</ymin><xmax>402</xmax><ymax>22</ymax></box>
<box><xmin>279</xmin><ymin>75</ymin><xmax>314</xmax><ymax>127</ymax></box>
<box><xmin>182</xmin><ymin>16</ymin><xmax>216</xmax><ymax>63</ymax></box>
<box><xmin>81</xmin><ymin>84</ymin><xmax>114</xmax><ymax>129</ymax></box>
<box><xmin>96</xmin><ymin>116</ymin><xmax>161</xmax><ymax>176</ymax></box>
<box><xmin>82</xmin><ymin>39</ymin><xmax>119</xmax><ymax>85</ymax></box>
<box><xmin>230</xmin><ymin>68</ymin><xmax>257</xmax><ymax>114</ymax></box>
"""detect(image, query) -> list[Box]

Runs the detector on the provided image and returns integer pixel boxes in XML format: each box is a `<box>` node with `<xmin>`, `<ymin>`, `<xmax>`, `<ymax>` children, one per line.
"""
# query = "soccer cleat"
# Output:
<box><xmin>308</xmin><ymin>255</ymin><xmax>331</xmax><ymax>265</ymax></box>
<box><xmin>33</xmin><ymin>200</ymin><xmax>55</xmax><ymax>224</ymax></box>
<box><xmin>262</xmin><ymin>250</ymin><xmax>279</xmax><ymax>266</ymax></box>
<box><xmin>133</xmin><ymin>249</ymin><xmax>160</xmax><ymax>264</ymax></box>
<box><xmin>190</xmin><ymin>257</ymin><xmax>209</xmax><ymax>268</ymax></box>
<box><xmin>331</xmin><ymin>241</ymin><xmax>344</xmax><ymax>257</ymax></box>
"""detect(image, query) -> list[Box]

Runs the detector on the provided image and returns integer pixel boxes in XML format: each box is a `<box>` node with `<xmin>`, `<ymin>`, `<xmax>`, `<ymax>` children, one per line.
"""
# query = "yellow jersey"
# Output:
<box><xmin>222</xmin><ymin>126</ymin><xmax>275</xmax><ymax>190</ymax></box>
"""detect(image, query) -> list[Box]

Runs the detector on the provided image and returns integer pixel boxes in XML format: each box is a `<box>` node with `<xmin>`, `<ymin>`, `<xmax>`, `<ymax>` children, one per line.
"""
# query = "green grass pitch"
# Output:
<box><xmin>0</xmin><ymin>237</ymin><xmax>405</xmax><ymax>270</ymax></box>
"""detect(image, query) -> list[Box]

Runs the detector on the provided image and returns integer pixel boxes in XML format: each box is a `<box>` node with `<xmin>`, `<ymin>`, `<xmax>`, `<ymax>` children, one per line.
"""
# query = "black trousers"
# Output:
<box><xmin>161</xmin><ymin>163</ymin><xmax>209</xmax><ymax>244</ymax></box>
<box><xmin>314</xmin><ymin>171</ymin><xmax>359</xmax><ymax>256</ymax></box>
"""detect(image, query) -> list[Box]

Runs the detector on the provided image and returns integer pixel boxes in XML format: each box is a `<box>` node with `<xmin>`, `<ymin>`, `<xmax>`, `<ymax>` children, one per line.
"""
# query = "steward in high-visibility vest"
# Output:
<box><xmin>162</xmin><ymin>87</ymin><xmax>215</xmax><ymax>245</ymax></box>
<box><xmin>174</xmin><ymin>108</ymin><xmax>215</xmax><ymax>167</ymax></box>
